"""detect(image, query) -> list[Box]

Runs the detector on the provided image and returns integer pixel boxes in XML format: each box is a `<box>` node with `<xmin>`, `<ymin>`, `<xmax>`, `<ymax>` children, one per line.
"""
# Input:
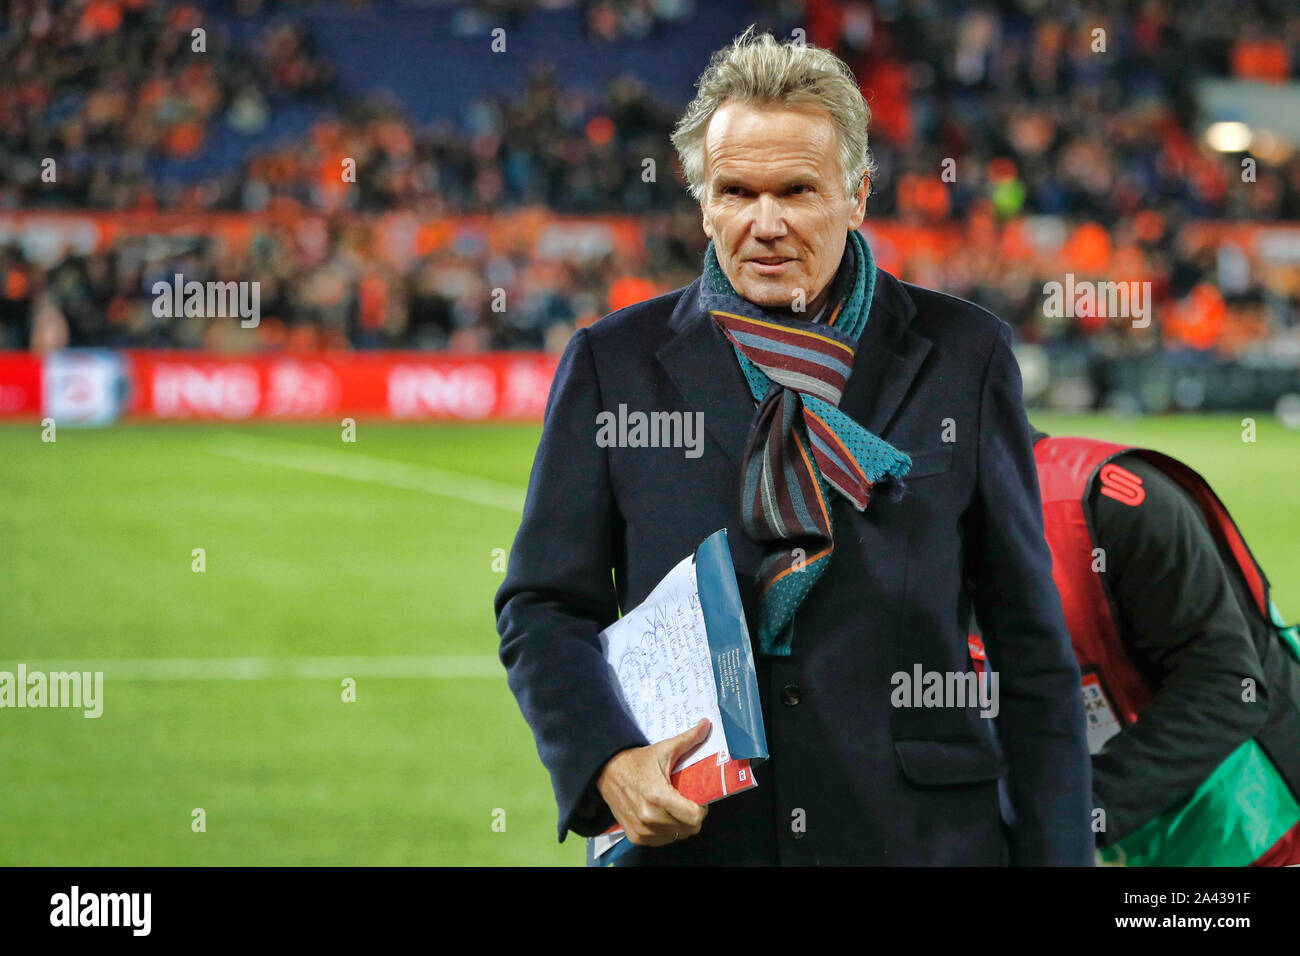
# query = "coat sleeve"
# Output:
<box><xmin>494</xmin><ymin>327</ymin><xmax>649</xmax><ymax>842</ymax></box>
<box><xmin>967</xmin><ymin>323</ymin><xmax>1094</xmax><ymax>865</ymax></box>
<box><xmin>1088</xmin><ymin>455</ymin><xmax>1270</xmax><ymax>844</ymax></box>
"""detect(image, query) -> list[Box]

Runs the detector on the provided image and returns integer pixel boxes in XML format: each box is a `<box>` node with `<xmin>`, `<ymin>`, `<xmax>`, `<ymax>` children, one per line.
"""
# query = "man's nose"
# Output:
<box><xmin>750</xmin><ymin>194</ymin><xmax>787</xmax><ymax>240</ymax></box>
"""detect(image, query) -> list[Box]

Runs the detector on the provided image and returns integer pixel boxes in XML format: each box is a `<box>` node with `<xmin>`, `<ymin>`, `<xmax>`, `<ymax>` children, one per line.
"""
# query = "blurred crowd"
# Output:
<box><xmin>825</xmin><ymin>0</ymin><xmax>1300</xmax><ymax>224</ymax></box>
<box><xmin>1</xmin><ymin>0</ymin><xmax>1299</xmax><ymax>359</ymax></box>
<box><xmin>8</xmin><ymin>206</ymin><xmax>1295</xmax><ymax>364</ymax></box>
<box><xmin>582</xmin><ymin>0</ymin><xmax>696</xmax><ymax>42</ymax></box>
<box><xmin>0</xmin><ymin>0</ymin><xmax>338</xmax><ymax>209</ymax></box>
<box><xmin>0</xmin><ymin>213</ymin><xmax>705</xmax><ymax>352</ymax></box>
<box><xmin>5</xmin><ymin>0</ymin><xmax>1297</xmax><ymax>219</ymax></box>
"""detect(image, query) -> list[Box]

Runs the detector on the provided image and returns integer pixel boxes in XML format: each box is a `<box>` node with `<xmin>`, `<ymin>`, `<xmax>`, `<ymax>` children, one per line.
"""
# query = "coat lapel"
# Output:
<box><xmin>839</xmin><ymin>269</ymin><xmax>932</xmax><ymax>438</ymax></box>
<box><xmin>654</xmin><ymin>267</ymin><xmax>933</xmax><ymax>467</ymax></box>
<box><xmin>655</xmin><ymin>277</ymin><xmax>757</xmax><ymax>469</ymax></box>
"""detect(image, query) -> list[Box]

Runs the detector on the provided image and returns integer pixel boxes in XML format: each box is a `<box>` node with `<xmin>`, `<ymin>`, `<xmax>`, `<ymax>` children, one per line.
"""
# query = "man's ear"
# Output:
<box><xmin>701</xmin><ymin>205</ymin><xmax>714</xmax><ymax>240</ymax></box>
<box><xmin>847</xmin><ymin>175</ymin><xmax>869</xmax><ymax>230</ymax></box>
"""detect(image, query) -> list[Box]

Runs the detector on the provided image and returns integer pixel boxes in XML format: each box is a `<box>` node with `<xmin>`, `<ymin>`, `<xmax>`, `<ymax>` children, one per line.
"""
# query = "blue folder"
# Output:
<box><xmin>586</xmin><ymin>529</ymin><xmax>767</xmax><ymax>865</ymax></box>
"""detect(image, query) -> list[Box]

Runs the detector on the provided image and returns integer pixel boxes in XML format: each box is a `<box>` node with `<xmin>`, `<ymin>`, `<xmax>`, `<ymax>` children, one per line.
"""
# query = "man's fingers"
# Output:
<box><xmin>617</xmin><ymin>776</ymin><xmax>708</xmax><ymax>840</ymax></box>
<box><xmin>645</xmin><ymin>718</ymin><xmax>711</xmax><ymax>832</ymax></box>
<box><xmin>657</xmin><ymin>788</ymin><xmax>708</xmax><ymax>829</ymax></box>
<box><xmin>621</xmin><ymin>798</ymin><xmax>679</xmax><ymax>846</ymax></box>
<box><xmin>659</xmin><ymin>717</ymin><xmax>711</xmax><ymax>770</ymax></box>
<box><xmin>637</xmin><ymin>784</ymin><xmax>706</xmax><ymax>831</ymax></box>
<box><xmin>610</xmin><ymin>719</ymin><xmax>714</xmax><ymax>846</ymax></box>
<box><xmin>624</xmin><ymin>792</ymin><xmax>707</xmax><ymax>845</ymax></box>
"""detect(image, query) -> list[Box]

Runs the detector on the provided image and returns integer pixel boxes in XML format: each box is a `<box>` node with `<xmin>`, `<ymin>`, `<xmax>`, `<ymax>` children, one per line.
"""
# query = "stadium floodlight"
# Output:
<box><xmin>1205</xmin><ymin>121</ymin><xmax>1254</xmax><ymax>152</ymax></box>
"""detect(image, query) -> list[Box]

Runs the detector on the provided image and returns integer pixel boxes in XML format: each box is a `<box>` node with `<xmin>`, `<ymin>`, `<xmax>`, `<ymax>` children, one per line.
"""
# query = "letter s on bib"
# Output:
<box><xmin>1098</xmin><ymin>463</ymin><xmax>1145</xmax><ymax>506</ymax></box>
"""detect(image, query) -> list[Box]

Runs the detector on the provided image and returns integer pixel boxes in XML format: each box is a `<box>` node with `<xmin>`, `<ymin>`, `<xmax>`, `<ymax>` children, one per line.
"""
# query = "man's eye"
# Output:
<box><xmin>790</xmin><ymin>185</ymin><xmax>811</xmax><ymax>195</ymax></box>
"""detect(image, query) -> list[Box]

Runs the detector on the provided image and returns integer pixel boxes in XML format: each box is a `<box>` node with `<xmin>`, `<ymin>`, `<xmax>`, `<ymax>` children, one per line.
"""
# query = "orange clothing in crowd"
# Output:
<box><xmin>78</xmin><ymin>0</ymin><xmax>123</xmax><ymax>39</ymax></box>
<box><xmin>1164</xmin><ymin>283</ymin><xmax>1225</xmax><ymax>350</ymax></box>
<box><xmin>3</xmin><ymin>266</ymin><xmax>30</xmax><ymax>301</ymax></box>
<box><xmin>897</xmin><ymin>172</ymin><xmax>951</xmax><ymax>223</ymax></box>
<box><xmin>607</xmin><ymin>276</ymin><xmax>664</xmax><ymax>312</ymax></box>
<box><xmin>1231</xmin><ymin>37</ymin><xmax>1290</xmax><ymax>82</ymax></box>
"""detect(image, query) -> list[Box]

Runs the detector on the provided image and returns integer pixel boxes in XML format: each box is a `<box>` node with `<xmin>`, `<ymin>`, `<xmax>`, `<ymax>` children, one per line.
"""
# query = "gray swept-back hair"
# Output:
<box><xmin>670</xmin><ymin>25</ymin><xmax>876</xmax><ymax>203</ymax></box>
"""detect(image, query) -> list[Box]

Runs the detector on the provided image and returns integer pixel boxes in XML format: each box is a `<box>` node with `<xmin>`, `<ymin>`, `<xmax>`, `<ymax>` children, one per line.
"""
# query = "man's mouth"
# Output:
<box><xmin>748</xmin><ymin>257</ymin><xmax>795</xmax><ymax>274</ymax></box>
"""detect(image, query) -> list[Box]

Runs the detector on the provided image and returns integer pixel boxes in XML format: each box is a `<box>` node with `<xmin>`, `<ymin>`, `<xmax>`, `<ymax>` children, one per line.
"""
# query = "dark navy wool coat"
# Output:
<box><xmin>495</xmin><ymin>267</ymin><xmax>1093</xmax><ymax>865</ymax></box>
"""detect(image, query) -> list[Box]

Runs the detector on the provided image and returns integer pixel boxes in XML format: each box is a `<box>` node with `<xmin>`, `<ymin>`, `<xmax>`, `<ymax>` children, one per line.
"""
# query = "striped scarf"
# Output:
<box><xmin>700</xmin><ymin>229</ymin><xmax>912</xmax><ymax>656</ymax></box>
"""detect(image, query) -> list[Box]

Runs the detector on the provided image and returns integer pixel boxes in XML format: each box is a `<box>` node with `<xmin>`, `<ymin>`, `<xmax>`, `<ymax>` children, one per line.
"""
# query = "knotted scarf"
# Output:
<box><xmin>699</xmin><ymin>229</ymin><xmax>912</xmax><ymax>656</ymax></box>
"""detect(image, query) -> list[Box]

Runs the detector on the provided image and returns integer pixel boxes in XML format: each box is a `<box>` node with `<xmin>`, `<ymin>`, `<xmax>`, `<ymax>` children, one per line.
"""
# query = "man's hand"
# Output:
<box><xmin>596</xmin><ymin>718</ymin><xmax>711</xmax><ymax>846</ymax></box>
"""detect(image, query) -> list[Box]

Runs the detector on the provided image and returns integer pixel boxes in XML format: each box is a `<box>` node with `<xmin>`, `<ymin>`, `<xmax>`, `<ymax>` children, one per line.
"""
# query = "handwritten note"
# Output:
<box><xmin>599</xmin><ymin>555</ymin><xmax>727</xmax><ymax>771</ymax></box>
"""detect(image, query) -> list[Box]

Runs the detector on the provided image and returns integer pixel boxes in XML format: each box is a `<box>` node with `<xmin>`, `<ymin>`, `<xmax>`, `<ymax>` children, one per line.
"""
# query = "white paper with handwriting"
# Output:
<box><xmin>599</xmin><ymin>554</ymin><xmax>728</xmax><ymax>771</ymax></box>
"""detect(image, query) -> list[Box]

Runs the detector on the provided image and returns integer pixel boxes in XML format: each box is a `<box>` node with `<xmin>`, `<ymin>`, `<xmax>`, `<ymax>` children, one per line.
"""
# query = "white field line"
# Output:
<box><xmin>0</xmin><ymin>656</ymin><xmax>503</xmax><ymax>681</ymax></box>
<box><xmin>209</xmin><ymin>433</ymin><xmax>526</xmax><ymax>512</ymax></box>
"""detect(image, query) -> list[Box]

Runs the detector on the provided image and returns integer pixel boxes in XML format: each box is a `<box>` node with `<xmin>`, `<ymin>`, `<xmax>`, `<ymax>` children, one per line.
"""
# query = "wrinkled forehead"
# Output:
<box><xmin>703</xmin><ymin>100</ymin><xmax>841</xmax><ymax>185</ymax></box>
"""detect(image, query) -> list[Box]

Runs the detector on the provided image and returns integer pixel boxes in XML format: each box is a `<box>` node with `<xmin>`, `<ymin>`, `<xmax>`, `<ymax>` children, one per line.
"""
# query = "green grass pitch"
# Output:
<box><xmin>0</xmin><ymin>414</ymin><xmax>1296</xmax><ymax>865</ymax></box>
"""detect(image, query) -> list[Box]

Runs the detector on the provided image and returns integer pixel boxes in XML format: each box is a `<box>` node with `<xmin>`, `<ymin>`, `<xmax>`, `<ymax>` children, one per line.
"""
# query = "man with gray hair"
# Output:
<box><xmin>496</xmin><ymin>26</ymin><xmax>1093</xmax><ymax>865</ymax></box>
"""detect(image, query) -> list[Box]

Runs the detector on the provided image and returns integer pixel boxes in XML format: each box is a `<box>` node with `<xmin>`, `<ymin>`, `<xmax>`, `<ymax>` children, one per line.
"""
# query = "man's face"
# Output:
<box><xmin>701</xmin><ymin>100</ymin><xmax>867</xmax><ymax>317</ymax></box>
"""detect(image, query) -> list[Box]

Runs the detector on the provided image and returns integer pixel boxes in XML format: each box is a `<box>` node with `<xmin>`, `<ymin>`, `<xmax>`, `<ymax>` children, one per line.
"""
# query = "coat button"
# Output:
<box><xmin>781</xmin><ymin>684</ymin><xmax>801</xmax><ymax>706</ymax></box>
